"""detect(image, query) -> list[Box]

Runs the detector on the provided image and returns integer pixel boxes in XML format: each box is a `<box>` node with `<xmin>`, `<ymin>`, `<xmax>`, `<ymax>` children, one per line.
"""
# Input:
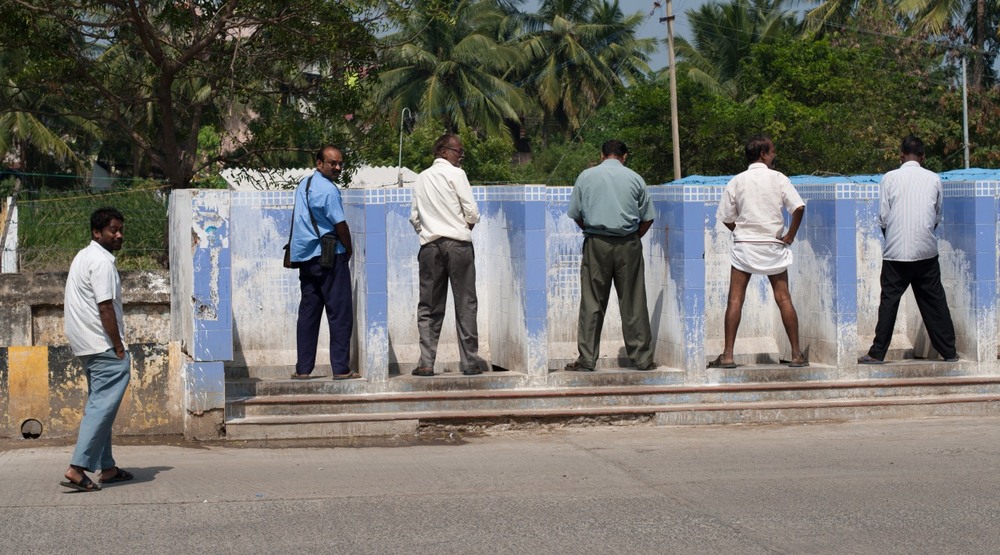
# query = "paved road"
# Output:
<box><xmin>1</xmin><ymin>417</ymin><xmax>998</xmax><ymax>554</ymax></box>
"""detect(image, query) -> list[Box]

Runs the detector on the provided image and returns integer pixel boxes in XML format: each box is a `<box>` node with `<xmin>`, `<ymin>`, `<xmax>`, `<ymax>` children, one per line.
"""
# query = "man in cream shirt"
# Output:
<box><xmin>409</xmin><ymin>134</ymin><xmax>484</xmax><ymax>376</ymax></box>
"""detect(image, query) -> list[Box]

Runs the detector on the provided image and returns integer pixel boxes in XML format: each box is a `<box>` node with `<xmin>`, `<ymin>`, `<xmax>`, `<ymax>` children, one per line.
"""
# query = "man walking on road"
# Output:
<box><xmin>565</xmin><ymin>139</ymin><xmax>656</xmax><ymax>372</ymax></box>
<box><xmin>61</xmin><ymin>207</ymin><xmax>134</xmax><ymax>492</ymax></box>
<box><xmin>859</xmin><ymin>135</ymin><xmax>958</xmax><ymax>364</ymax></box>
<box><xmin>409</xmin><ymin>134</ymin><xmax>484</xmax><ymax>376</ymax></box>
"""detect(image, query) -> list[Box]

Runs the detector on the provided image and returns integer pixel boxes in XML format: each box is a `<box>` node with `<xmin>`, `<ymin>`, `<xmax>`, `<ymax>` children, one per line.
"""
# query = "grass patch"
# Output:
<box><xmin>16</xmin><ymin>184</ymin><xmax>169</xmax><ymax>272</ymax></box>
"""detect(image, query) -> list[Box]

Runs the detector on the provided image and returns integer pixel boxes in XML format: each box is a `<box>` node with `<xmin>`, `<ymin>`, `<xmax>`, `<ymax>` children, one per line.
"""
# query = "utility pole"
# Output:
<box><xmin>661</xmin><ymin>0</ymin><xmax>681</xmax><ymax>181</ymax></box>
<box><xmin>397</xmin><ymin>107</ymin><xmax>412</xmax><ymax>187</ymax></box>
<box><xmin>962</xmin><ymin>57</ymin><xmax>970</xmax><ymax>169</ymax></box>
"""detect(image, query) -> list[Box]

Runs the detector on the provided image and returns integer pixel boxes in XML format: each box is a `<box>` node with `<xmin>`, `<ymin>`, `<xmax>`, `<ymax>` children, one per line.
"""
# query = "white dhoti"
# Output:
<box><xmin>731</xmin><ymin>241</ymin><xmax>793</xmax><ymax>275</ymax></box>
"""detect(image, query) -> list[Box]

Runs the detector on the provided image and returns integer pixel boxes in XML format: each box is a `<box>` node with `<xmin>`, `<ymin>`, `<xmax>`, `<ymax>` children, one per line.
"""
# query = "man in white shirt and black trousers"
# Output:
<box><xmin>859</xmin><ymin>135</ymin><xmax>959</xmax><ymax>364</ymax></box>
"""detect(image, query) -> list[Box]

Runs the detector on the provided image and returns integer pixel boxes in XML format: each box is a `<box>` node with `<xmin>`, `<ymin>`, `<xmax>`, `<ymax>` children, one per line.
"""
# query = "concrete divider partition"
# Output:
<box><xmin>169</xmin><ymin>174</ymin><xmax>1000</xmax><ymax>413</ymax></box>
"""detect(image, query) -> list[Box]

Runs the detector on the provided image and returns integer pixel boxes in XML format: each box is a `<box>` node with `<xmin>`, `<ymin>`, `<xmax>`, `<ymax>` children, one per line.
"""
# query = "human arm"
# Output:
<box><xmin>98</xmin><ymin>300</ymin><xmax>125</xmax><ymax>359</ymax></box>
<box><xmin>638</xmin><ymin>219</ymin><xmax>654</xmax><ymax>238</ymax></box>
<box><xmin>334</xmin><ymin>221</ymin><xmax>352</xmax><ymax>260</ymax></box>
<box><xmin>454</xmin><ymin>172</ymin><xmax>480</xmax><ymax>230</ymax></box>
<box><xmin>781</xmin><ymin>206</ymin><xmax>804</xmax><ymax>245</ymax></box>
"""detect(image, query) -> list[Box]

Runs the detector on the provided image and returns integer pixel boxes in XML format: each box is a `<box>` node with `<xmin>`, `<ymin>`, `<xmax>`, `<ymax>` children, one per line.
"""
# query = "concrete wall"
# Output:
<box><xmin>166</xmin><ymin>177</ymin><xmax>1000</xmax><ymax>425</ymax></box>
<box><xmin>0</xmin><ymin>270</ymin><xmax>180</xmax><ymax>439</ymax></box>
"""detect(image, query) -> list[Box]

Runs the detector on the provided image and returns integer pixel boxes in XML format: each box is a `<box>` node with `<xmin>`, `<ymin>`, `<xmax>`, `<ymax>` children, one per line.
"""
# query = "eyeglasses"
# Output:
<box><xmin>323</xmin><ymin>159</ymin><xmax>344</xmax><ymax>167</ymax></box>
<box><xmin>444</xmin><ymin>147</ymin><xmax>465</xmax><ymax>156</ymax></box>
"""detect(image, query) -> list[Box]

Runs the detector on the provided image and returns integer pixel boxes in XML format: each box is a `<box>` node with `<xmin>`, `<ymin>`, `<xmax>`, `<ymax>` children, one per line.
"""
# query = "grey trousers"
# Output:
<box><xmin>71</xmin><ymin>349</ymin><xmax>131</xmax><ymax>472</ymax></box>
<box><xmin>575</xmin><ymin>234</ymin><xmax>653</xmax><ymax>369</ymax></box>
<box><xmin>417</xmin><ymin>238</ymin><xmax>481</xmax><ymax>371</ymax></box>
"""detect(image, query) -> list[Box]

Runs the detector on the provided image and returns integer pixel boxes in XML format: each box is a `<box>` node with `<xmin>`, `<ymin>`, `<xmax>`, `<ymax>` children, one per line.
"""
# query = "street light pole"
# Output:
<box><xmin>661</xmin><ymin>0</ymin><xmax>681</xmax><ymax>182</ymax></box>
<box><xmin>398</xmin><ymin>107</ymin><xmax>412</xmax><ymax>187</ymax></box>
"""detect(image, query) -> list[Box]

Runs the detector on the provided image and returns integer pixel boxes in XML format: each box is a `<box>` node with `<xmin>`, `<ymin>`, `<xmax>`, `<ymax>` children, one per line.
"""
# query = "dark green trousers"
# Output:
<box><xmin>575</xmin><ymin>234</ymin><xmax>653</xmax><ymax>369</ymax></box>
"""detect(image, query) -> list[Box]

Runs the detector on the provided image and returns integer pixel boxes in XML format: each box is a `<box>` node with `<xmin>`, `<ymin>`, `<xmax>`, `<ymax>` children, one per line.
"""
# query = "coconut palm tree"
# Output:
<box><xmin>896</xmin><ymin>0</ymin><xmax>998</xmax><ymax>87</ymax></box>
<box><xmin>675</xmin><ymin>0</ymin><xmax>799</xmax><ymax>100</ymax></box>
<box><xmin>377</xmin><ymin>0</ymin><xmax>530</xmax><ymax>136</ymax></box>
<box><xmin>517</xmin><ymin>0</ymin><xmax>655</xmax><ymax>138</ymax></box>
<box><xmin>0</xmin><ymin>51</ymin><xmax>98</xmax><ymax>174</ymax></box>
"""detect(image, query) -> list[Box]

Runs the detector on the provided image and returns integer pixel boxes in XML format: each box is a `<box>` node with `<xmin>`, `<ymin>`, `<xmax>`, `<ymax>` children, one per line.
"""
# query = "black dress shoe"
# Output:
<box><xmin>462</xmin><ymin>368</ymin><xmax>483</xmax><ymax>376</ymax></box>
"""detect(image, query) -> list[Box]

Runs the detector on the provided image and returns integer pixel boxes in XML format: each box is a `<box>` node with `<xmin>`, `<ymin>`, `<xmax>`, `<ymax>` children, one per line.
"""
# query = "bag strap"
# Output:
<box><xmin>303</xmin><ymin>175</ymin><xmax>322</xmax><ymax>239</ymax></box>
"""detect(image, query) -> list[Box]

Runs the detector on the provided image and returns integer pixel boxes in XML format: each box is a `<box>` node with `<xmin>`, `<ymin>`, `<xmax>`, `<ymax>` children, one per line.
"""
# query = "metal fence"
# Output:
<box><xmin>3</xmin><ymin>176</ymin><xmax>169</xmax><ymax>273</ymax></box>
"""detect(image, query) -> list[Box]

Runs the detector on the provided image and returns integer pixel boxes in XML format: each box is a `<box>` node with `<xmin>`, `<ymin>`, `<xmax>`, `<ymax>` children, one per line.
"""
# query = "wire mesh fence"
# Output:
<box><xmin>5</xmin><ymin>176</ymin><xmax>169</xmax><ymax>273</ymax></box>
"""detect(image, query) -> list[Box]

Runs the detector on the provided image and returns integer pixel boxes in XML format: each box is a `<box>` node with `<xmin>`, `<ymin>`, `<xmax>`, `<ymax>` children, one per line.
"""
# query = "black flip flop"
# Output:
<box><xmin>707</xmin><ymin>356</ymin><xmax>737</xmax><ymax>369</ymax></box>
<box><xmin>332</xmin><ymin>372</ymin><xmax>361</xmax><ymax>380</ymax></box>
<box><xmin>60</xmin><ymin>475</ymin><xmax>101</xmax><ymax>492</ymax></box>
<box><xmin>100</xmin><ymin>468</ymin><xmax>134</xmax><ymax>484</ymax></box>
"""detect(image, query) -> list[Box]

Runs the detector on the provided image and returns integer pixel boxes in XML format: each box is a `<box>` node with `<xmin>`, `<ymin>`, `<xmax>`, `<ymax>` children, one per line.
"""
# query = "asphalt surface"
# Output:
<box><xmin>1</xmin><ymin>416</ymin><xmax>999</xmax><ymax>554</ymax></box>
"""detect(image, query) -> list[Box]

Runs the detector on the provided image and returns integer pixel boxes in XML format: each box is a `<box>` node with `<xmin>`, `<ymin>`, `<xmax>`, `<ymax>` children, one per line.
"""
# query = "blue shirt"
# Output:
<box><xmin>568</xmin><ymin>159</ymin><xmax>654</xmax><ymax>236</ymax></box>
<box><xmin>289</xmin><ymin>170</ymin><xmax>347</xmax><ymax>262</ymax></box>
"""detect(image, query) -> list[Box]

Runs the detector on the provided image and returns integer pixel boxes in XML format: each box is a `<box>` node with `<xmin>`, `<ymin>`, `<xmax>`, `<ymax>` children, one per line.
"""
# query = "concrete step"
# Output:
<box><xmin>224</xmin><ymin>392</ymin><xmax>1000</xmax><ymax>440</ymax></box>
<box><xmin>225</xmin><ymin>375</ymin><xmax>1000</xmax><ymax>421</ymax></box>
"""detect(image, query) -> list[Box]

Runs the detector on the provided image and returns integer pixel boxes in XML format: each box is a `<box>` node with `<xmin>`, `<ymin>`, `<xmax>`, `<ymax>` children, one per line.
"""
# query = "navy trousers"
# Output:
<box><xmin>296</xmin><ymin>255</ymin><xmax>353</xmax><ymax>375</ymax></box>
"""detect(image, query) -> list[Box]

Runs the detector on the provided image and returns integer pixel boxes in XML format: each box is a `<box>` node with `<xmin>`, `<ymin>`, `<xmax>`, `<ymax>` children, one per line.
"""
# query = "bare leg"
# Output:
<box><xmin>768</xmin><ymin>271</ymin><xmax>806</xmax><ymax>363</ymax></box>
<box><xmin>720</xmin><ymin>267</ymin><xmax>753</xmax><ymax>364</ymax></box>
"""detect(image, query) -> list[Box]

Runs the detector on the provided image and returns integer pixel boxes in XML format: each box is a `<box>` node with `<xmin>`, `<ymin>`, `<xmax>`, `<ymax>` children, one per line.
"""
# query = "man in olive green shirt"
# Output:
<box><xmin>565</xmin><ymin>140</ymin><xmax>656</xmax><ymax>372</ymax></box>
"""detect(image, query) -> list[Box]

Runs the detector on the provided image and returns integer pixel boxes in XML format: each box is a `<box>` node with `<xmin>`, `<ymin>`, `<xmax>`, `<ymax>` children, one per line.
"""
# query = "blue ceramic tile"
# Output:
<box><xmin>366</xmin><ymin>263</ymin><xmax>387</xmax><ymax>293</ymax></box>
<box><xmin>365</xmin><ymin>234</ymin><xmax>387</xmax><ymax>264</ymax></box>
<box><xmin>525</xmin><ymin>201</ymin><xmax>545</xmax><ymax>231</ymax></box>
<box><xmin>525</xmin><ymin>289</ymin><xmax>547</xmax><ymax>314</ymax></box>
<box><xmin>365</xmin><ymin>293</ymin><xmax>388</xmax><ymax>324</ymax></box>
<box><xmin>525</xmin><ymin>259</ymin><xmax>546</xmax><ymax>291</ymax></box>
<box><xmin>193</xmin><ymin>328</ymin><xmax>233</xmax><ymax>362</ymax></box>
<box><xmin>683</xmin><ymin>261</ymin><xmax>705</xmax><ymax>288</ymax></box>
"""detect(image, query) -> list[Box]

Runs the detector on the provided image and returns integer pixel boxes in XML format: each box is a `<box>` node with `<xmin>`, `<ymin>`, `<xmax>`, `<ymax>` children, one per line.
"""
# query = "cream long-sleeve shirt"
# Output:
<box><xmin>410</xmin><ymin>158</ymin><xmax>480</xmax><ymax>245</ymax></box>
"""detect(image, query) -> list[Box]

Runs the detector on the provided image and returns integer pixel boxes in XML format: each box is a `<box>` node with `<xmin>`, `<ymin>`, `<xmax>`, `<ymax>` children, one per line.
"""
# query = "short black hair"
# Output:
<box><xmin>744</xmin><ymin>135</ymin><xmax>773</xmax><ymax>164</ymax></box>
<box><xmin>315</xmin><ymin>145</ymin><xmax>341</xmax><ymax>162</ymax></box>
<box><xmin>433</xmin><ymin>133</ymin><xmax>460</xmax><ymax>156</ymax></box>
<box><xmin>901</xmin><ymin>135</ymin><xmax>925</xmax><ymax>157</ymax></box>
<box><xmin>601</xmin><ymin>140</ymin><xmax>628</xmax><ymax>158</ymax></box>
<box><xmin>90</xmin><ymin>207</ymin><xmax>124</xmax><ymax>233</ymax></box>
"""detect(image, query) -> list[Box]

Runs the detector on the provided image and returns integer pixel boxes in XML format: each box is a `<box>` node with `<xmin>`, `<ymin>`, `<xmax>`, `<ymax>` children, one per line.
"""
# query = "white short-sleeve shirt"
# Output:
<box><xmin>717</xmin><ymin>163</ymin><xmax>805</xmax><ymax>243</ymax></box>
<box><xmin>64</xmin><ymin>241</ymin><xmax>125</xmax><ymax>356</ymax></box>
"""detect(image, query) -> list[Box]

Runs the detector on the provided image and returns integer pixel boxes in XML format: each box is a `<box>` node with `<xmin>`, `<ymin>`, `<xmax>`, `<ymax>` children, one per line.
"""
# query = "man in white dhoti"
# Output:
<box><xmin>711</xmin><ymin>135</ymin><xmax>808</xmax><ymax>368</ymax></box>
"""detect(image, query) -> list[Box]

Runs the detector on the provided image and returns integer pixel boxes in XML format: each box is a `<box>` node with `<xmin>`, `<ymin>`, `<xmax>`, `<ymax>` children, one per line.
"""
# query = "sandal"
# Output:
<box><xmin>411</xmin><ymin>367</ymin><xmax>434</xmax><ymax>377</ymax></box>
<box><xmin>60</xmin><ymin>475</ymin><xmax>101</xmax><ymax>492</ymax></box>
<box><xmin>707</xmin><ymin>356</ymin><xmax>737</xmax><ymax>369</ymax></box>
<box><xmin>290</xmin><ymin>373</ymin><xmax>316</xmax><ymax>380</ymax></box>
<box><xmin>332</xmin><ymin>371</ymin><xmax>361</xmax><ymax>380</ymax></box>
<box><xmin>100</xmin><ymin>467</ymin><xmax>134</xmax><ymax>484</ymax></box>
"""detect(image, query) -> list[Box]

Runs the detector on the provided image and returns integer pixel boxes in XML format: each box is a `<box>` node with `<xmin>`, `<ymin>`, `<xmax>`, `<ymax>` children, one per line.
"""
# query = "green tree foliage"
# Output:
<box><xmin>516</xmin><ymin>0</ymin><xmax>655</xmax><ymax>137</ymax></box>
<box><xmin>377</xmin><ymin>0</ymin><xmax>529</xmax><ymax>137</ymax></box>
<box><xmin>0</xmin><ymin>0</ymin><xmax>386</xmax><ymax>189</ymax></box>
<box><xmin>675</xmin><ymin>0</ymin><xmax>799</xmax><ymax>100</ymax></box>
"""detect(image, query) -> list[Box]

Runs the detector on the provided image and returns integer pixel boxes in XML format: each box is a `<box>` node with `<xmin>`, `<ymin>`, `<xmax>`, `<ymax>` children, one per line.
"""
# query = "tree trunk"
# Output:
<box><xmin>972</xmin><ymin>0</ymin><xmax>985</xmax><ymax>89</ymax></box>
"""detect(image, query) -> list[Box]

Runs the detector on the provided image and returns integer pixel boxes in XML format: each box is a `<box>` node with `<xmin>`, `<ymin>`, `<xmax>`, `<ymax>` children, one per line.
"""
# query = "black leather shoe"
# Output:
<box><xmin>462</xmin><ymin>368</ymin><xmax>483</xmax><ymax>376</ymax></box>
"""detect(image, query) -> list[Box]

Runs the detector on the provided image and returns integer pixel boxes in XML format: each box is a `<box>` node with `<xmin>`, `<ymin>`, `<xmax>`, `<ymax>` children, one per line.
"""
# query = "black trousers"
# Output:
<box><xmin>867</xmin><ymin>256</ymin><xmax>957</xmax><ymax>360</ymax></box>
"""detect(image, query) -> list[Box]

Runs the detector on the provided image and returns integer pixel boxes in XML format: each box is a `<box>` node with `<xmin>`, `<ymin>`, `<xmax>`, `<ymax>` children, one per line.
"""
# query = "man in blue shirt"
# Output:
<box><xmin>565</xmin><ymin>140</ymin><xmax>656</xmax><ymax>372</ymax></box>
<box><xmin>288</xmin><ymin>145</ymin><xmax>356</xmax><ymax>379</ymax></box>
